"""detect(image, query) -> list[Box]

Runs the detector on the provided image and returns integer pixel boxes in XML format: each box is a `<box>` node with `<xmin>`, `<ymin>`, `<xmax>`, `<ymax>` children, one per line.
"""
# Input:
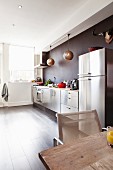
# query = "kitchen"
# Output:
<box><xmin>0</xmin><ymin>1</ymin><xmax>113</xmax><ymax>170</ymax></box>
<box><xmin>34</xmin><ymin>15</ymin><xmax>113</xmax><ymax>128</ymax></box>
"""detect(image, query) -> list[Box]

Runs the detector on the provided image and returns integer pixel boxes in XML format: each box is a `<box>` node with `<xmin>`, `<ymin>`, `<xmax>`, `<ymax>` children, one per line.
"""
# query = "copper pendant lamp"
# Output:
<box><xmin>47</xmin><ymin>45</ymin><xmax>55</xmax><ymax>66</ymax></box>
<box><xmin>63</xmin><ymin>34</ymin><xmax>73</xmax><ymax>60</ymax></box>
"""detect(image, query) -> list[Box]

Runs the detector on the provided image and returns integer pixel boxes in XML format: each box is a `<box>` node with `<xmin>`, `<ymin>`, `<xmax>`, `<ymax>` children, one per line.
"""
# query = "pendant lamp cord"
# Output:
<box><xmin>50</xmin><ymin>45</ymin><xmax>51</xmax><ymax>56</ymax></box>
<box><xmin>67</xmin><ymin>34</ymin><xmax>70</xmax><ymax>50</ymax></box>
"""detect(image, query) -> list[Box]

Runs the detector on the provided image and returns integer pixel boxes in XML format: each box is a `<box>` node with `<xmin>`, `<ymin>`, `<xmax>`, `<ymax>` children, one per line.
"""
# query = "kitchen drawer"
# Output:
<box><xmin>67</xmin><ymin>96</ymin><xmax>78</xmax><ymax>108</ymax></box>
<box><xmin>61</xmin><ymin>90</ymin><xmax>78</xmax><ymax>108</ymax></box>
<box><xmin>68</xmin><ymin>91</ymin><xmax>78</xmax><ymax>98</ymax></box>
<box><xmin>61</xmin><ymin>104</ymin><xmax>78</xmax><ymax>113</ymax></box>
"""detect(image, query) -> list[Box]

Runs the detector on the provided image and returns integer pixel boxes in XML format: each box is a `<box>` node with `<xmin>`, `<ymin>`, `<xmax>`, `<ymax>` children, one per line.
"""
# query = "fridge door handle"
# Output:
<box><xmin>78</xmin><ymin>73</ymin><xmax>87</xmax><ymax>75</ymax></box>
<box><xmin>88</xmin><ymin>78</ymin><xmax>92</xmax><ymax>80</ymax></box>
<box><xmin>78</xmin><ymin>73</ymin><xmax>92</xmax><ymax>76</ymax></box>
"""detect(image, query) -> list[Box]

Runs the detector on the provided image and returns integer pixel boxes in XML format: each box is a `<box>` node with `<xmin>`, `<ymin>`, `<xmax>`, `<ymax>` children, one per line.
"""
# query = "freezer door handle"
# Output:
<box><xmin>88</xmin><ymin>78</ymin><xmax>92</xmax><ymax>80</ymax></box>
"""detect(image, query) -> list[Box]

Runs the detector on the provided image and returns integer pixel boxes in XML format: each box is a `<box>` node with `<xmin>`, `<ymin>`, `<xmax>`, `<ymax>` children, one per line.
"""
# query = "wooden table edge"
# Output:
<box><xmin>39</xmin><ymin>152</ymin><xmax>50</xmax><ymax>170</ymax></box>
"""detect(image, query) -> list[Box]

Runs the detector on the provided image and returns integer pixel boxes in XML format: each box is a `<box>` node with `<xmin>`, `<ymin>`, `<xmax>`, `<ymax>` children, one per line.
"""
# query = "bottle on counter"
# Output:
<box><xmin>63</xmin><ymin>80</ymin><xmax>69</xmax><ymax>88</ymax></box>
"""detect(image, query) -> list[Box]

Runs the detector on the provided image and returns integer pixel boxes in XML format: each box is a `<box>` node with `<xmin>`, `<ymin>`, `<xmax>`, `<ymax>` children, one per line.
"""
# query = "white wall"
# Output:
<box><xmin>0</xmin><ymin>44</ymin><xmax>3</xmax><ymax>106</ymax></box>
<box><xmin>34</xmin><ymin>54</ymin><xmax>42</xmax><ymax>79</ymax></box>
<box><xmin>7</xmin><ymin>82</ymin><xmax>33</xmax><ymax>107</ymax></box>
<box><xmin>0</xmin><ymin>43</ymin><xmax>34</xmax><ymax>107</ymax></box>
<box><xmin>2</xmin><ymin>44</ymin><xmax>10</xmax><ymax>83</ymax></box>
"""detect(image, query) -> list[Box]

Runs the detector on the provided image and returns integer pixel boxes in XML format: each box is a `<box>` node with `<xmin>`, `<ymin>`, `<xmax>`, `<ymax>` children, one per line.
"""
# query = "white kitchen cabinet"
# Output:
<box><xmin>61</xmin><ymin>90</ymin><xmax>78</xmax><ymax>113</ymax></box>
<box><xmin>50</xmin><ymin>89</ymin><xmax>60</xmax><ymax>113</ymax></box>
<box><xmin>32</xmin><ymin>87</ymin><xmax>79</xmax><ymax>113</ymax></box>
<box><xmin>33</xmin><ymin>86</ymin><xmax>49</xmax><ymax>105</ymax></box>
<box><xmin>35</xmin><ymin>88</ymin><xmax>60</xmax><ymax>113</ymax></box>
<box><xmin>32</xmin><ymin>86</ymin><xmax>37</xmax><ymax>103</ymax></box>
<box><xmin>42</xmin><ymin>88</ymin><xmax>50</xmax><ymax>108</ymax></box>
<box><xmin>67</xmin><ymin>91</ymin><xmax>78</xmax><ymax>108</ymax></box>
<box><xmin>61</xmin><ymin>104</ymin><xmax>78</xmax><ymax>113</ymax></box>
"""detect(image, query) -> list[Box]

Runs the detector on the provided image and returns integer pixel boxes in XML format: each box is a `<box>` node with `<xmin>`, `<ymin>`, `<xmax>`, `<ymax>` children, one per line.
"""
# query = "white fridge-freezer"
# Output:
<box><xmin>78</xmin><ymin>48</ymin><xmax>113</xmax><ymax>128</ymax></box>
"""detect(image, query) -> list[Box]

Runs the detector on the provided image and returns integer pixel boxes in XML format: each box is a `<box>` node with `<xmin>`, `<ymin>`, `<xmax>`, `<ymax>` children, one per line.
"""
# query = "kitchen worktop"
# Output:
<box><xmin>33</xmin><ymin>85</ymin><xmax>79</xmax><ymax>91</ymax></box>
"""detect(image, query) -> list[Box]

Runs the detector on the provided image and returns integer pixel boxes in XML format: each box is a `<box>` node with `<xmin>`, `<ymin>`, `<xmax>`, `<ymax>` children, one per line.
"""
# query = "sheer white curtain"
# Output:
<box><xmin>9</xmin><ymin>45</ymin><xmax>34</xmax><ymax>82</ymax></box>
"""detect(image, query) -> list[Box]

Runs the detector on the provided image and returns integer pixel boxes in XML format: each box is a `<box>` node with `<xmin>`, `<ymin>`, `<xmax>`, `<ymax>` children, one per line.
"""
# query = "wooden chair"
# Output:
<box><xmin>53</xmin><ymin>110</ymin><xmax>102</xmax><ymax>146</ymax></box>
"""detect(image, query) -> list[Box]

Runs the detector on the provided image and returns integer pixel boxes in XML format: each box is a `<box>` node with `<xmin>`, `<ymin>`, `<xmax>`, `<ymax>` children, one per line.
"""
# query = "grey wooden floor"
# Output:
<box><xmin>0</xmin><ymin>105</ymin><xmax>57</xmax><ymax>170</ymax></box>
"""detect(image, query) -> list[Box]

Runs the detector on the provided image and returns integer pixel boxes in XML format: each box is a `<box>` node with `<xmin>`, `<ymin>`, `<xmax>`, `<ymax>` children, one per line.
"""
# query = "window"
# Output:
<box><xmin>0</xmin><ymin>44</ymin><xmax>2</xmax><ymax>84</ymax></box>
<box><xmin>9</xmin><ymin>45</ymin><xmax>34</xmax><ymax>82</ymax></box>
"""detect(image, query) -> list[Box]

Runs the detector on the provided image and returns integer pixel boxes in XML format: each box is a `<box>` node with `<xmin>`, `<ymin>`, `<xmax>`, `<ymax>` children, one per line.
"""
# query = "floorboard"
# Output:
<box><xmin>0</xmin><ymin>105</ymin><xmax>57</xmax><ymax>170</ymax></box>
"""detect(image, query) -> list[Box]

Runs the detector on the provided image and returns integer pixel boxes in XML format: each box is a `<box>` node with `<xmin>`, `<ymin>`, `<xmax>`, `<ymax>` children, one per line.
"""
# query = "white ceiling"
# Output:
<box><xmin>0</xmin><ymin>0</ymin><xmax>113</xmax><ymax>54</ymax></box>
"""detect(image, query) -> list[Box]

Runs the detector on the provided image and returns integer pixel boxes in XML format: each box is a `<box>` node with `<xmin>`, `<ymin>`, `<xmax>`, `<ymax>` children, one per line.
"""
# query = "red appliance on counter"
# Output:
<box><xmin>57</xmin><ymin>82</ymin><xmax>66</xmax><ymax>88</ymax></box>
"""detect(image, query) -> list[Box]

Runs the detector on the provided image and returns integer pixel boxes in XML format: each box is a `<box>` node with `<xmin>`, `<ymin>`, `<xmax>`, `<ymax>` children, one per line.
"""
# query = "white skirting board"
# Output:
<box><xmin>0</xmin><ymin>102</ymin><xmax>3</xmax><ymax>107</ymax></box>
<box><xmin>0</xmin><ymin>101</ymin><xmax>33</xmax><ymax>107</ymax></box>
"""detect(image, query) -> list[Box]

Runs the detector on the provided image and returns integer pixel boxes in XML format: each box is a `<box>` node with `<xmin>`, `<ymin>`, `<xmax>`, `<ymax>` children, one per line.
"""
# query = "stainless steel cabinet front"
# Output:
<box><xmin>61</xmin><ymin>104</ymin><xmax>78</xmax><ymax>113</ymax></box>
<box><xmin>61</xmin><ymin>90</ymin><xmax>79</xmax><ymax>113</ymax></box>
<box><xmin>50</xmin><ymin>89</ymin><xmax>60</xmax><ymax>113</ymax></box>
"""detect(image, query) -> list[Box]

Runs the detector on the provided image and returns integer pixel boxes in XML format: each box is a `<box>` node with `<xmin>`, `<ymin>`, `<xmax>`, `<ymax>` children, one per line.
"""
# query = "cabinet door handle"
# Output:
<box><xmin>66</xmin><ymin>107</ymin><xmax>71</xmax><ymax>109</ymax></box>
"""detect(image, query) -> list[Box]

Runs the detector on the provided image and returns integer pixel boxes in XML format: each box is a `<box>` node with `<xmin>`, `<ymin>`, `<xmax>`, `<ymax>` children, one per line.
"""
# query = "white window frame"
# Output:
<box><xmin>9</xmin><ymin>45</ymin><xmax>34</xmax><ymax>82</ymax></box>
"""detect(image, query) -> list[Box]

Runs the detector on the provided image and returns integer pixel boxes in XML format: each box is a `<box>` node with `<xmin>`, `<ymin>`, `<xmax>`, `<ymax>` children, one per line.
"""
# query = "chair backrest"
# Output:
<box><xmin>57</xmin><ymin>110</ymin><xmax>101</xmax><ymax>144</ymax></box>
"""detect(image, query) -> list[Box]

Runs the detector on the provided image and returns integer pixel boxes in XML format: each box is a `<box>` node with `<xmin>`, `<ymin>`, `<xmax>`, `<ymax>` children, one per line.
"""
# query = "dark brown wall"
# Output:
<box><xmin>43</xmin><ymin>15</ymin><xmax>113</xmax><ymax>84</ymax></box>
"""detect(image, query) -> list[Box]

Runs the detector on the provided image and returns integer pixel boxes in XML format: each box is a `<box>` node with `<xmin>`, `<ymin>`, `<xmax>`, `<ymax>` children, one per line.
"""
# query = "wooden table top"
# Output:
<box><xmin>39</xmin><ymin>132</ymin><xmax>113</xmax><ymax>170</ymax></box>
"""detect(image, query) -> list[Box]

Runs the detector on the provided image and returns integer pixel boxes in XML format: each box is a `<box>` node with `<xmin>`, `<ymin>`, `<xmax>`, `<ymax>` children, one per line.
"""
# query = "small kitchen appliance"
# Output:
<box><xmin>71</xmin><ymin>79</ymin><xmax>78</xmax><ymax>90</ymax></box>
